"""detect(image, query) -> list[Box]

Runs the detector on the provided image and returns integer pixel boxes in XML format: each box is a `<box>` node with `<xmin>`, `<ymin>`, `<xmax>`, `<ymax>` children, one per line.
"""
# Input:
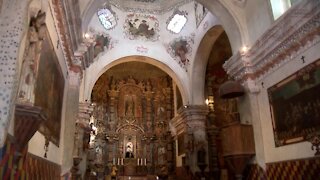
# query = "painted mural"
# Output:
<box><xmin>94</xmin><ymin>34</ymin><xmax>110</xmax><ymax>58</ymax></box>
<box><xmin>34</xmin><ymin>29</ymin><xmax>65</xmax><ymax>146</ymax></box>
<box><xmin>88</xmin><ymin>28</ymin><xmax>118</xmax><ymax>58</ymax></box>
<box><xmin>268</xmin><ymin>59</ymin><xmax>320</xmax><ymax>146</ymax></box>
<box><xmin>166</xmin><ymin>34</ymin><xmax>195</xmax><ymax>71</ymax></box>
<box><xmin>124</xmin><ymin>13</ymin><xmax>160</xmax><ymax>41</ymax></box>
<box><xmin>194</xmin><ymin>2</ymin><xmax>208</xmax><ymax>28</ymax></box>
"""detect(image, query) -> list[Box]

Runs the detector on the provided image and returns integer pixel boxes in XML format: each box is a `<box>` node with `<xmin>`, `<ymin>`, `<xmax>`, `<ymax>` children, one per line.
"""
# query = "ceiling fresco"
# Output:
<box><xmin>123</xmin><ymin>13</ymin><xmax>160</xmax><ymax>41</ymax></box>
<box><xmin>166</xmin><ymin>34</ymin><xmax>195</xmax><ymax>71</ymax></box>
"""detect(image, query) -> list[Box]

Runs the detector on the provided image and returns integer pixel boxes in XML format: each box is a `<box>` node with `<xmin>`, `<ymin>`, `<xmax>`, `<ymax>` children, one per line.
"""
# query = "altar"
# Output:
<box><xmin>87</xmin><ymin>76</ymin><xmax>175</xmax><ymax>178</ymax></box>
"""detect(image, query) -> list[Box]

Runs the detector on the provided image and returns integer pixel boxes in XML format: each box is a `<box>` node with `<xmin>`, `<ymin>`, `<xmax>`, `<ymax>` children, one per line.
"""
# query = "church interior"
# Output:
<box><xmin>0</xmin><ymin>0</ymin><xmax>320</xmax><ymax>179</ymax></box>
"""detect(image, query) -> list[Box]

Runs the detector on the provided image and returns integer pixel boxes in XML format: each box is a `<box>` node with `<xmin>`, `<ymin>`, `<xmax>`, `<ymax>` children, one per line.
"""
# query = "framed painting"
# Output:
<box><xmin>268</xmin><ymin>59</ymin><xmax>320</xmax><ymax>147</ymax></box>
<box><xmin>34</xmin><ymin>28</ymin><xmax>65</xmax><ymax>146</ymax></box>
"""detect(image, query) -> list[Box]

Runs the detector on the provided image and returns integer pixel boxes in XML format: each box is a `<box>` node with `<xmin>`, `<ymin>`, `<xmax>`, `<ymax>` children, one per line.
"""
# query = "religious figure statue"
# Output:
<box><xmin>95</xmin><ymin>145</ymin><xmax>103</xmax><ymax>164</ymax></box>
<box><xmin>110</xmin><ymin>165</ymin><xmax>118</xmax><ymax>180</ymax></box>
<box><xmin>18</xmin><ymin>11</ymin><xmax>46</xmax><ymax>104</ymax></box>
<box><xmin>125</xmin><ymin>96</ymin><xmax>135</xmax><ymax>118</ymax></box>
<box><xmin>125</xmin><ymin>141</ymin><xmax>134</xmax><ymax>158</ymax></box>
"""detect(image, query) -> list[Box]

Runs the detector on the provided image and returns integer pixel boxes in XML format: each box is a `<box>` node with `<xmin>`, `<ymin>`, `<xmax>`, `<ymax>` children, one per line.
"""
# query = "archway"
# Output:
<box><xmin>86</xmin><ymin>61</ymin><xmax>179</xmax><ymax>178</ymax></box>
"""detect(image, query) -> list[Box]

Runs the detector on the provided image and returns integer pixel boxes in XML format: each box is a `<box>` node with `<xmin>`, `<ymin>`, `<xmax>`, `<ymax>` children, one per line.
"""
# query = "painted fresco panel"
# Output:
<box><xmin>268</xmin><ymin>59</ymin><xmax>320</xmax><ymax>146</ymax></box>
<box><xmin>34</xmin><ymin>29</ymin><xmax>65</xmax><ymax>146</ymax></box>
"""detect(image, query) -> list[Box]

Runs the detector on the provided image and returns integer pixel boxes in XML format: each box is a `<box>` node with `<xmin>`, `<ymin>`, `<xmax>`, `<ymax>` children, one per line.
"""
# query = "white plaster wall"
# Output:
<box><xmin>28</xmin><ymin>0</ymin><xmax>70</xmax><ymax>167</ymax></box>
<box><xmin>28</xmin><ymin>132</ymin><xmax>61</xmax><ymax>164</ymax></box>
<box><xmin>243</xmin><ymin>0</ymin><xmax>273</xmax><ymax>45</ymax></box>
<box><xmin>255</xmin><ymin>41</ymin><xmax>320</xmax><ymax>163</ymax></box>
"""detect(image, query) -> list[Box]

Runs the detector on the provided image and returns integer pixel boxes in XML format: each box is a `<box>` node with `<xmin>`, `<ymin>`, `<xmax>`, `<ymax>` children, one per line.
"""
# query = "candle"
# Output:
<box><xmin>144</xmin><ymin>158</ymin><xmax>146</xmax><ymax>166</ymax></box>
<box><xmin>137</xmin><ymin>158</ymin><xmax>140</xmax><ymax>166</ymax></box>
<box><xmin>121</xmin><ymin>158</ymin><xmax>124</xmax><ymax>165</ymax></box>
<box><xmin>113</xmin><ymin>158</ymin><xmax>115</xmax><ymax>165</ymax></box>
<box><xmin>117</xmin><ymin>158</ymin><xmax>120</xmax><ymax>165</ymax></box>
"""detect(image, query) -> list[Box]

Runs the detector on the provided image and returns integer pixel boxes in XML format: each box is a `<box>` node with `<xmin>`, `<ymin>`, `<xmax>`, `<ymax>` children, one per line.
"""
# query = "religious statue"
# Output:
<box><xmin>125</xmin><ymin>96</ymin><xmax>135</xmax><ymax>118</ymax></box>
<box><xmin>18</xmin><ymin>11</ymin><xmax>46</xmax><ymax>104</ymax></box>
<box><xmin>110</xmin><ymin>165</ymin><xmax>118</xmax><ymax>180</ymax></box>
<box><xmin>125</xmin><ymin>141</ymin><xmax>134</xmax><ymax>158</ymax></box>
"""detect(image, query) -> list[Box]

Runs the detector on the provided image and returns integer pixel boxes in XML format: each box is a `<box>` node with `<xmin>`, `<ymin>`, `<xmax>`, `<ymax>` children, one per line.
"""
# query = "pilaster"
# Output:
<box><xmin>170</xmin><ymin>105</ymin><xmax>209</xmax><ymax>174</ymax></box>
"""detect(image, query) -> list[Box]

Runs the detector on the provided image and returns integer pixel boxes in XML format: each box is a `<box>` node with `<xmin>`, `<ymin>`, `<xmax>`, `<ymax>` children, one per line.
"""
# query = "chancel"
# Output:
<box><xmin>0</xmin><ymin>0</ymin><xmax>320</xmax><ymax>180</ymax></box>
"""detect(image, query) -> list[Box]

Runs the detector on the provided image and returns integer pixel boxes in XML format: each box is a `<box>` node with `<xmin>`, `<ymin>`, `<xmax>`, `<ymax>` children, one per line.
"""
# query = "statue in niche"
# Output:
<box><xmin>125</xmin><ymin>95</ymin><xmax>135</xmax><ymax>118</ymax></box>
<box><xmin>146</xmin><ymin>80</ymin><xmax>152</xmax><ymax>91</ymax></box>
<box><xmin>95</xmin><ymin>145</ymin><xmax>103</xmax><ymax>164</ymax></box>
<box><xmin>18</xmin><ymin>11</ymin><xmax>46</xmax><ymax>104</ymax></box>
<box><xmin>125</xmin><ymin>141</ymin><xmax>134</xmax><ymax>158</ymax></box>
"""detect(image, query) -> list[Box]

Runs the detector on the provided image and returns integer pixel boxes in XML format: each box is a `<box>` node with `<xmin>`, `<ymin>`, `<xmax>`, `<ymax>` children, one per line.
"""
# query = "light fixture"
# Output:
<box><xmin>84</xmin><ymin>33</ymin><xmax>91</xmax><ymax>39</ymax></box>
<box><xmin>240</xmin><ymin>45</ymin><xmax>249</xmax><ymax>55</ymax></box>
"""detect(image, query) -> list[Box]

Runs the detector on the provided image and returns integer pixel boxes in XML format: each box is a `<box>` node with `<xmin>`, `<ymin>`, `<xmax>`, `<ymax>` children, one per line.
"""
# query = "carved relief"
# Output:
<box><xmin>89</xmin><ymin>73</ymin><xmax>174</xmax><ymax>176</ymax></box>
<box><xmin>18</xmin><ymin>11</ymin><xmax>46</xmax><ymax>104</ymax></box>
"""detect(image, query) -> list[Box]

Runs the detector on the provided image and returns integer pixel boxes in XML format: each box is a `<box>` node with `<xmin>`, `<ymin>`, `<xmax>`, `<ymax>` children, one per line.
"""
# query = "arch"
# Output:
<box><xmin>81</xmin><ymin>55</ymin><xmax>190</xmax><ymax>106</ymax></box>
<box><xmin>196</xmin><ymin>0</ymin><xmax>244</xmax><ymax>53</ymax></box>
<box><xmin>191</xmin><ymin>25</ymin><xmax>224</xmax><ymax>105</ymax></box>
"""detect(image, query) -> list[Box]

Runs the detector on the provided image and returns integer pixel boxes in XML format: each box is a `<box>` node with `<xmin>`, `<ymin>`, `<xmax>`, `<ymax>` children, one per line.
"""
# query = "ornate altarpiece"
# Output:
<box><xmin>89</xmin><ymin>75</ymin><xmax>175</xmax><ymax>176</ymax></box>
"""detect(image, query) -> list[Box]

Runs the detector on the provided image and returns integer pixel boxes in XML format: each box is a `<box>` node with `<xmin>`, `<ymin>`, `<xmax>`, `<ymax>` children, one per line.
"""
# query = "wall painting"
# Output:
<box><xmin>34</xmin><ymin>29</ymin><xmax>65</xmax><ymax>146</ymax></box>
<box><xmin>268</xmin><ymin>59</ymin><xmax>320</xmax><ymax>147</ymax></box>
<box><xmin>123</xmin><ymin>13</ymin><xmax>160</xmax><ymax>41</ymax></box>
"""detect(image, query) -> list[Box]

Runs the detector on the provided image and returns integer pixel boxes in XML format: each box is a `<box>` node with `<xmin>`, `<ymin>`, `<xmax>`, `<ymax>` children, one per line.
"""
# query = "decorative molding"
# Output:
<box><xmin>170</xmin><ymin>105</ymin><xmax>208</xmax><ymax>135</ymax></box>
<box><xmin>51</xmin><ymin>0</ymin><xmax>93</xmax><ymax>75</ymax></box>
<box><xmin>51</xmin><ymin>0</ymin><xmax>79</xmax><ymax>72</ymax></box>
<box><xmin>223</xmin><ymin>0</ymin><xmax>320</xmax><ymax>83</ymax></box>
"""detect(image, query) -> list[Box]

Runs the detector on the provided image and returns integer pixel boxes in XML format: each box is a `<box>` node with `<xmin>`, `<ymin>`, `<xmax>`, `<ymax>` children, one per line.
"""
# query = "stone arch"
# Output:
<box><xmin>196</xmin><ymin>0</ymin><xmax>244</xmax><ymax>53</ymax></box>
<box><xmin>191</xmin><ymin>25</ymin><xmax>224</xmax><ymax>105</ymax></box>
<box><xmin>82</xmin><ymin>55</ymin><xmax>189</xmax><ymax>106</ymax></box>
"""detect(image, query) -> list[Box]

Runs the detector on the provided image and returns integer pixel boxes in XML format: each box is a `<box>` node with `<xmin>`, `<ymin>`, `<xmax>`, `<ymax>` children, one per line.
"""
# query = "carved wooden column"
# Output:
<box><xmin>145</xmin><ymin>87</ymin><xmax>153</xmax><ymax>133</ymax></box>
<box><xmin>207</xmin><ymin>124</ymin><xmax>220</xmax><ymax>177</ymax></box>
<box><xmin>164</xmin><ymin>87</ymin><xmax>173</xmax><ymax>121</ymax></box>
<box><xmin>170</xmin><ymin>105</ymin><xmax>209</xmax><ymax>175</ymax></box>
<box><xmin>108</xmin><ymin>86</ymin><xmax>119</xmax><ymax>129</ymax></box>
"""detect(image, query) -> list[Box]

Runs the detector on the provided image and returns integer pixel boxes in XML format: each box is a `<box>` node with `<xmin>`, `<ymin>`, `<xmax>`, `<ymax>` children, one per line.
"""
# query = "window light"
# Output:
<box><xmin>97</xmin><ymin>8</ymin><xmax>117</xmax><ymax>30</ymax></box>
<box><xmin>167</xmin><ymin>13</ymin><xmax>187</xmax><ymax>33</ymax></box>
